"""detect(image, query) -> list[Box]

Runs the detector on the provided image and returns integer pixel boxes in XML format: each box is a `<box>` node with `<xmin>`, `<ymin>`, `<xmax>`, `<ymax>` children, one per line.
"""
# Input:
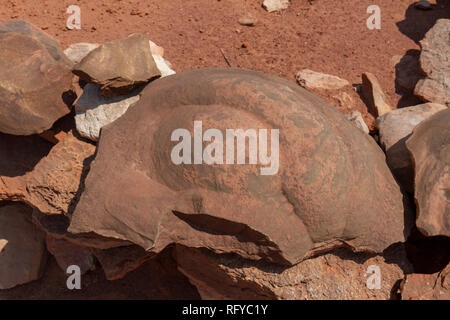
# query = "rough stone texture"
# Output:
<box><xmin>414</xmin><ymin>19</ymin><xmax>450</xmax><ymax>107</ymax></box>
<box><xmin>346</xmin><ymin>111</ymin><xmax>369</xmax><ymax>134</ymax></box>
<box><xmin>0</xmin><ymin>203</ymin><xmax>47</xmax><ymax>289</ymax></box>
<box><xmin>69</xmin><ymin>69</ymin><xmax>408</xmax><ymax>266</ymax></box>
<box><xmin>361</xmin><ymin>72</ymin><xmax>392</xmax><ymax>117</ymax></box>
<box><xmin>91</xmin><ymin>245</ymin><xmax>153</xmax><ymax>280</ymax></box>
<box><xmin>74</xmin><ymin>84</ymin><xmax>141</xmax><ymax>141</ymax></box>
<box><xmin>0</xmin><ymin>133</ymin><xmax>96</xmax><ymax>215</ymax></box>
<box><xmin>63</xmin><ymin>42</ymin><xmax>100</xmax><ymax>64</ymax></box>
<box><xmin>46</xmin><ymin>235</ymin><xmax>95</xmax><ymax>275</ymax></box>
<box><xmin>174</xmin><ymin>244</ymin><xmax>413</xmax><ymax>300</ymax></box>
<box><xmin>263</xmin><ymin>0</ymin><xmax>290</xmax><ymax>13</ymax></box>
<box><xmin>296</xmin><ymin>69</ymin><xmax>349</xmax><ymax>91</ymax></box>
<box><xmin>406</xmin><ymin>109</ymin><xmax>450</xmax><ymax>237</ymax></box>
<box><xmin>401</xmin><ymin>264</ymin><xmax>450</xmax><ymax>300</ymax></box>
<box><xmin>0</xmin><ymin>20</ymin><xmax>74</xmax><ymax>135</ymax></box>
<box><xmin>376</xmin><ymin>103</ymin><xmax>447</xmax><ymax>192</ymax></box>
<box><xmin>73</xmin><ymin>34</ymin><xmax>161</xmax><ymax>97</ymax></box>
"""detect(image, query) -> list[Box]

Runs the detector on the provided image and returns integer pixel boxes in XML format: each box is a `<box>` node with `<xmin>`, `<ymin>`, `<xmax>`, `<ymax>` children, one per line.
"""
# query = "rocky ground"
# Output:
<box><xmin>0</xmin><ymin>0</ymin><xmax>449</xmax><ymax>300</ymax></box>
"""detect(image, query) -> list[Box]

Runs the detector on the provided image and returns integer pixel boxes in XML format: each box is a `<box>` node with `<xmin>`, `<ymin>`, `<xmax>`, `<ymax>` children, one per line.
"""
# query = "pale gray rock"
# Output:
<box><xmin>63</xmin><ymin>42</ymin><xmax>100</xmax><ymax>64</ymax></box>
<box><xmin>263</xmin><ymin>0</ymin><xmax>290</xmax><ymax>12</ymax></box>
<box><xmin>346</xmin><ymin>111</ymin><xmax>369</xmax><ymax>134</ymax></box>
<box><xmin>376</xmin><ymin>103</ymin><xmax>447</xmax><ymax>192</ymax></box>
<box><xmin>296</xmin><ymin>69</ymin><xmax>350</xmax><ymax>90</ymax></box>
<box><xmin>74</xmin><ymin>83</ymin><xmax>141</xmax><ymax>141</ymax></box>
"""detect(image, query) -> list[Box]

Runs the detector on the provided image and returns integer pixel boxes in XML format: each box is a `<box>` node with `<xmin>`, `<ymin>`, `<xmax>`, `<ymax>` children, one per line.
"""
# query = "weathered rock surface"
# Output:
<box><xmin>414</xmin><ymin>19</ymin><xmax>450</xmax><ymax>107</ymax></box>
<box><xmin>376</xmin><ymin>103</ymin><xmax>447</xmax><ymax>192</ymax></box>
<box><xmin>69</xmin><ymin>69</ymin><xmax>409</xmax><ymax>267</ymax></box>
<box><xmin>46</xmin><ymin>235</ymin><xmax>95</xmax><ymax>275</ymax></box>
<box><xmin>0</xmin><ymin>133</ymin><xmax>95</xmax><ymax>215</ymax></box>
<box><xmin>74</xmin><ymin>84</ymin><xmax>141</xmax><ymax>141</ymax></box>
<box><xmin>174</xmin><ymin>244</ymin><xmax>413</xmax><ymax>300</ymax></box>
<box><xmin>91</xmin><ymin>245</ymin><xmax>153</xmax><ymax>280</ymax></box>
<box><xmin>73</xmin><ymin>34</ymin><xmax>161</xmax><ymax>97</ymax></box>
<box><xmin>406</xmin><ymin>109</ymin><xmax>450</xmax><ymax>237</ymax></box>
<box><xmin>263</xmin><ymin>0</ymin><xmax>290</xmax><ymax>13</ymax></box>
<box><xmin>152</xmin><ymin>54</ymin><xmax>176</xmax><ymax>77</ymax></box>
<box><xmin>346</xmin><ymin>111</ymin><xmax>369</xmax><ymax>134</ymax></box>
<box><xmin>296</xmin><ymin>69</ymin><xmax>349</xmax><ymax>91</ymax></box>
<box><xmin>361</xmin><ymin>72</ymin><xmax>392</xmax><ymax>117</ymax></box>
<box><xmin>401</xmin><ymin>263</ymin><xmax>450</xmax><ymax>300</ymax></box>
<box><xmin>63</xmin><ymin>42</ymin><xmax>100</xmax><ymax>64</ymax></box>
<box><xmin>0</xmin><ymin>203</ymin><xmax>47</xmax><ymax>289</ymax></box>
<box><xmin>0</xmin><ymin>20</ymin><xmax>74</xmax><ymax>135</ymax></box>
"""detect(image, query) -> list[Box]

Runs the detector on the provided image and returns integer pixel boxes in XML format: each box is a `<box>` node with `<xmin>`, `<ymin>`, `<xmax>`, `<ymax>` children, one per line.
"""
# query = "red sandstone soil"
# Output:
<box><xmin>0</xmin><ymin>0</ymin><xmax>449</xmax><ymax>299</ymax></box>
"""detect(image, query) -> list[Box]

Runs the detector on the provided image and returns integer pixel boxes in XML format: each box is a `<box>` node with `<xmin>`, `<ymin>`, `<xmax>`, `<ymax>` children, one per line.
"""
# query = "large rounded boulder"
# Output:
<box><xmin>406</xmin><ymin>108</ymin><xmax>450</xmax><ymax>237</ymax></box>
<box><xmin>0</xmin><ymin>20</ymin><xmax>73</xmax><ymax>135</ymax></box>
<box><xmin>69</xmin><ymin>68</ymin><xmax>408</xmax><ymax>265</ymax></box>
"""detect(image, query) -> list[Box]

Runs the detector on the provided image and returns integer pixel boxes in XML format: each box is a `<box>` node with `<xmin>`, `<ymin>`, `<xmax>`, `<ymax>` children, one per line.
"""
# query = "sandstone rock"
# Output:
<box><xmin>296</xmin><ymin>69</ymin><xmax>350</xmax><ymax>91</ymax></box>
<box><xmin>0</xmin><ymin>203</ymin><xmax>47</xmax><ymax>289</ymax></box>
<box><xmin>238</xmin><ymin>16</ymin><xmax>257</xmax><ymax>26</ymax></box>
<box><xmin>414</xmin><ymin>19</ymin><xmax>450</xmax><ymax>107</ymax></box>
<box><xmin>152</xmin><ymin>54</ymin><xmax>176</xmax><ymax>77</ymax></box>
<box><xmin>69</xmin><ymin>69</ymin><xmax>408</xmax><ymax>267</ymax></box>
<box><xmin>174</xmin><ymin>244</ymin><xmax>412</xmax><ymax>299</ymax></box>
<box><xmin>401</xmin><ymin>263</ymin><xmax>450</xmax><ymax>300</ymax></box>
<box><xmin>73</xmin><ymin>33</ymin><xmax>161</xmax><ymax>97</ymax></box>
<box><xmin>0</xmin><ymin>133</ymin><xmax>96</xmax><ymax>215</ymax></box>
<box><xmin>346</xmin><ymin>111</ymin><xmax>369</xmax><ymax>134</ymax></box>
<box><xmin>406</xmin><ymin>109</ymin><xmax>450</xmax><ymax>237</ymax></box>
<box><xmin>63</xmin><ymin>42</ymin><xmax>100</xmax><ymax>64</ymax></box>
<box><xmin>149</xmin><ymin>40</ymin><xmax>164</xmax><ymax>57</ymax></box>
<box><xmin>0</xmin><ymin>20</ymin><xmax>74</xmax><ymax>135</ymax></box>
<box><xmin>263</xmin><ymin>0</ymin><xmax>290</xmax><ymax>13</ymax></box>
<box><xmin>74</xmin><ymin>84</ymin><xmax>141</xmax><ymax>141</ymax></box>
<box><xmin>376</xmin><ymin>103</ymin><xmax>447</xmax><ymax>192</ymax></box>
<box><xmin>361</xmin><ymin>72</ymin><xmax>392</xmax><ymax>117</ymax></box>
<box><xmin>91</xmin><ymin>245</ymin><xmax>153</xmax><ymax>280</ymax></box>
<box><xmin>46</xmin><ymin>235</ymin><xmax>95</xmax><ymax>275</ymax></box>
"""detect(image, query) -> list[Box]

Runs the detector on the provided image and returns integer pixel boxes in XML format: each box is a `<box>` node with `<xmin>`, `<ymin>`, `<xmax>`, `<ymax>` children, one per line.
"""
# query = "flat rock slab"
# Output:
<box><xmin>401</xmin><ymin>263</ymin><xmax>450</xmax><ymax>300</ymax></box>
<box><xmin>0</xmin><ymin>203</ymin><xmax>47</xmax><ymax>289</ymax></box>
<box><xmin>406</xmin><ymin>108</ymin><xmax>450</xmax><ymax>237</ymax></box>
<box><xmin>376</xmin><ymin>103</ymin><xmax>447</xmax><ymax>192</ymax></box>
<box><xmin>414</xmin><ymin>19</ymin><xmax>450</xmax><ymax>107</ymax></box>
<box><xmin>73</xmin><ymin>34</ymin><xmax>161</xmax><ymax>97</ymax></box>
<box><xmin>69</xmin><ymin>69</ymin><xmax>408</xmax><ymax>266</ymax></box>
<box><xmin>361</xmin><ymin>72</ymin><xmax>392</xmax><ymax>117</ymax></box>
<box><xmin>296</xmin><ymin>69</ymin><xmax>349</xmax><ymax>91</ymax></box>
<box><xmin>263</xmin><ymin>0</ymin><xmax>290</xmax><ymax>12</ymax></box>
<box><xmin>0</xmin><ymin>20</ymin><xmax>74</xmax><ymax>135</ymax></box>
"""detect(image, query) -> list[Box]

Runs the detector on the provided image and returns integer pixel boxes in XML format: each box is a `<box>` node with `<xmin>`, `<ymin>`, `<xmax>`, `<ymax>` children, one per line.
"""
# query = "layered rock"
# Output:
<box><xmin>414</xmin><ymin>19</ymin><xmax>450</xmax><ymax>107</ymax></box>
<box><xmin>0</xmin><ymin>20</ymin><xmax>74</xmax><ymax>135</ymax></box>
<box><xmin>376</xmin><ymin>103</ymin><xmax>447</xmax><ymax>192</ymax></box>
<box><xmin>0</xmin><ymin>133</ymin><xmax>95</xmax><ymax>215</ymax></box>
<box><xmin>174</xmin><ymin>244</ymin><xmax>412</xmax><ymax>300</ymax></box>
<box><xmin>0</xmin><ymin>203</ymin><xmax>47</xmax><ymax>289</ymax></box>
<box><xmin>406</xmin><ymin>109</ymin><xmax>450</xmax><ymax>237</ymax></box>
<box><xmin>69</xmin><ymin>69</ymin><xmax>409</xmax><ymax>268</ymax></box>
<box><xmin>73</xmin><ymin>34</ymin><xmax>161</xmax><ymax>97</ymax></box>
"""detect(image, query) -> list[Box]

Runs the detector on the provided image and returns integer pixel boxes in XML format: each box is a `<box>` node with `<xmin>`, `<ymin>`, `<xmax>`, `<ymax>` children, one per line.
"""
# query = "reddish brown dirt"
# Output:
<box><xmin>1</xmin><ymin>0</ymin><xmax>449</xmax><ymax>128</ymax></box>
<box><xmin>0</xmin><ymin>0</ymin><xmax>449</xmax><ymax>299</ymax></box>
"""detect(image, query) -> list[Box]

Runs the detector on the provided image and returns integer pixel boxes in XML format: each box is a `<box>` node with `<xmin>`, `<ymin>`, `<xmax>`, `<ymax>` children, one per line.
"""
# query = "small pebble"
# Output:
<box><xmin>238</xmin><ymin>16</ymin><xmax>257</xmax><ymax>27</ymax></box>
